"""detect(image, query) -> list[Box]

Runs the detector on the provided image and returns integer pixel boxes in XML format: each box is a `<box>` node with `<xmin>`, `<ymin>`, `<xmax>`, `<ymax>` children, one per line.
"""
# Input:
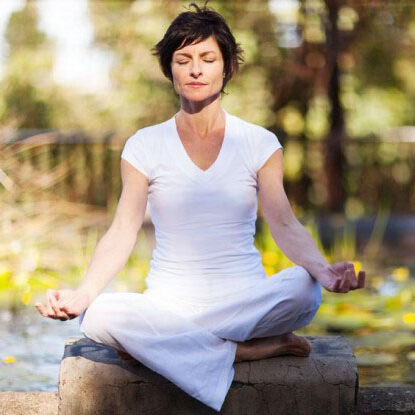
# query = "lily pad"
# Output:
<box><xmin>406</xmin><ymin>351</ymin><xmax>415</xmax><ymax>361</ymax></box>
<box><xmin>320</xmin><ymin>313</ymin><xmax>373</xmax><ymax>332</ymax></box>
<box><xmin>349</xmin><ymin>331</ymin><xmax>415</xmax><ymax>350</ymax></box>
<box><xmin>356</xmin><ymin>353</ymin><xmax>397</xmax><ymax>367</ymax></box>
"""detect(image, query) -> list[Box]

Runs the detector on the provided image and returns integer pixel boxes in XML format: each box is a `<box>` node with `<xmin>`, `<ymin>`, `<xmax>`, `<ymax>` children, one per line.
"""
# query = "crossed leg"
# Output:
<box><xmin>78</xmin><ymin>290</ymin><xmax>238</xmax><ymax>412</ymax></box>
<box><xmin>187</xmin><ymin>265</ymin><xmax>322</xmax><ymax>362</ymax></box>
<box><xmin>77</xmin><ymin>265</ymin><xmax>322</xmax><ymax>411</ymax></box>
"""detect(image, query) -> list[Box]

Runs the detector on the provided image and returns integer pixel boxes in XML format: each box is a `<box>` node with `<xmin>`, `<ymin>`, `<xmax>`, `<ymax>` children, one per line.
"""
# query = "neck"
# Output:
<box><xmin>175</xmin><ymin>104</ymin><xmax>225</xmax><ymax>138</ymax></box>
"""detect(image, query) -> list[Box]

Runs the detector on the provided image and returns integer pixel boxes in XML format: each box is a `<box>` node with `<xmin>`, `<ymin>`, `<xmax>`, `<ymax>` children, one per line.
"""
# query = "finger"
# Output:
<box><xmin>348</xmin><ymin>263</ymin><xmax>356</xmax><ymax>277</ymax></box>
<box><xmin>347</xmin><ymin>269</ymin><xmax>361</xmax><ymax>290</ymax></box>
<box><xmin>48</xmin><ymin>289</ymin><xmax>62</xmax><ymax>313</ymax></box>
<box><xmin>357</xmin><ymin>270</ymin><xmax>366</xmax><ymax>288</ymax></box>
<box><xmin>52</xmin><ymin>305</ymin><xmax>70</xmax><ymax>320</ymax></box>
<box><xmin>347</xmin><ymin>262</ymin><xmax>355</xmax><ymax>271</ymax></box>
<box><xmin>35</xmin><ymin>303</ymin><xmax>57</xmax><ymax>319</ymax></box>
<box><xmin>58</xmin><ymin>297</ymin><xmax>73</xmax><ymax>316</ymax></box>
<box><xmin>348</xmin><ymin>269</ymin><xmax>359</xmax><ymax>289</ymax></box>
<box><xmin>35</xmin><ymin>303</ymin><xmax>47</xmax><ymax>317</ymax></box>
<box><xmin>330</xmin><ymin>262</ymin><xmax>345</xmax><ymax>275</ymax></box>
<box><xmin>48</xmin><ymin>290</ymin><xmax>69</xmax><ymax>319</ymax></box>
<box><xmin>46</xmin><ymin>289</ymin><xmax>57</xmax><ymax>315</ymax></box>
<box><xmin>345</xmin><ymin>270</ymin><xmax>354</xmax><ymax>290</ymax></box>
<box><xmin>335</xmin><ymin>261</ymin><xmax>352</xmax><ymax>275</ymax></box>
<box><xmin>332</xmin><ymin>277</ymin><xmax>342</xmax><ymax>292</ymax></box>
<box><xmin>58</xmin><ymin>298</ymin><xmax>71</xmax><ymax>310</ymax></box>
<box><xmin>338</xmin><ymin>273</ymin><xmax>351</xmax><ymax>293</ymax></box>
<box><xmin>46</xmin><ymin>290</ymin><xmax>69</xmax><ymax>320</ymax></box>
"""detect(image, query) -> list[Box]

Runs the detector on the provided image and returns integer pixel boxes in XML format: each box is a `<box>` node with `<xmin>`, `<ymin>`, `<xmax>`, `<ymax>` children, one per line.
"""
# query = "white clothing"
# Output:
<box><xmin>78</xmin><ymin>110</ymin><xmax>323</xmax><ymax>412</ymax></box>
<box><xmin>79</xmin><ymin>266</ymin><xmax>322</xmax><ymax>412</ymax></box>
<box><xmin>120</xmin><ymin>109</ymin><xmax>284</xmax><ymax>304</ymax></box>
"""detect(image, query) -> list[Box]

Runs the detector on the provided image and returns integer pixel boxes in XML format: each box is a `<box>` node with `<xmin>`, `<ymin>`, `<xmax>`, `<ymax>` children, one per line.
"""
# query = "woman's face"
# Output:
<box><xmin>171</xmin><ymin>35</ymin><xmax>225</xmax><ymax>102</ymax></box>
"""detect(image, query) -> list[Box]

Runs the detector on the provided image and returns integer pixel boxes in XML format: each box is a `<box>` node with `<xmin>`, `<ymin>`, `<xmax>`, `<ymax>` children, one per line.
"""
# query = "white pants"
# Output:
<box><xmin>78</xmin><ymin>265</ymin><xmax>322</xmax><ymax>412</ymax></box>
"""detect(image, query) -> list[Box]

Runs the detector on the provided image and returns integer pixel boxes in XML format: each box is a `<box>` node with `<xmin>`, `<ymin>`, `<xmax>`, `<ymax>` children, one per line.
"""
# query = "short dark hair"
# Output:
<box><xmin>151</xmin><ymin>1</ymin><xmax>245</xmax><ymax>95</ymax></box>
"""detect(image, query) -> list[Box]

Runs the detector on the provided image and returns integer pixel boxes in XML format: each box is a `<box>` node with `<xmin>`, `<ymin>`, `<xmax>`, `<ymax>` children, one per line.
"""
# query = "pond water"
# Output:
<box><xmin>0</xmin><ymin>306</ymin><xmax>81</xmax><ymax>392</ymax></box>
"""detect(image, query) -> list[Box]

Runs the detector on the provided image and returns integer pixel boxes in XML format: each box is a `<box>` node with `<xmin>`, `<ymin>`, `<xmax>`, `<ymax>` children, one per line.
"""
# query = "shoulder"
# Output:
<box><xmin>121</xmin><ymin>118</ymin><xmax>171</xmax><ymax>179</ymax></box>
<box><xmin>230</xmin><ymin>113</ymin><xmax>280</xmax><ymax>145</ymax></box>
<box><xmin>125</xmin><ymin>118</ymin><xmax>170</xmax><ymax>147</ymax></box>
<box><xmin>229</xmin><ymin>113</ymin><xmax>283</xmax><ymax>174</ymax></box>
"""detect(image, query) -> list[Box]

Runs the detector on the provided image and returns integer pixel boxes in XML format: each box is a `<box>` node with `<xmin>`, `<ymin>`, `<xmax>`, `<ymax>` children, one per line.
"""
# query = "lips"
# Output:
<box><xmin>186</xmin><ymin>82</ymin><xmax>207</xmax><ymax>86</ymax></box>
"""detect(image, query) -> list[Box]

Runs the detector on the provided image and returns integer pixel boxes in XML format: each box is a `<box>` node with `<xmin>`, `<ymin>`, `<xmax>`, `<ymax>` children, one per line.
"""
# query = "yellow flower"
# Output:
<box><xmin>0</xmin><ymin>267</ymin><xmax>13</xmax><ymax>279</ymax></box>
<box><xmin>316</xmin><ymin>303</ymin><xmax>333</xmax><ymax>314</ymax></box>
<box><xmin>392</xmin><ymin>267</ymin><xmax>410</xmax><ymax>282</ymax></box>
<box><xmin>402</xmin><ymin>313</ymin><xmax>415</xmax><ymax>325</ymax></box>
<box><xmin>264</xmin><ymin>266</ymin><xmax>275</xmax><ymax>277</ymax></box>
<box><xmin>353</xmin><ymin>261</ymin><xmax>361</xmax><ymax>274</ymax></box>
<box><xmin>2</xmin><ymin>356</ymin><xmax>16</xmax><ymax>364</ymax></box>
<box><xmin>262</xmin><ymin>251</ymin><xmax>279</xmax><ymax>266</ymax></box>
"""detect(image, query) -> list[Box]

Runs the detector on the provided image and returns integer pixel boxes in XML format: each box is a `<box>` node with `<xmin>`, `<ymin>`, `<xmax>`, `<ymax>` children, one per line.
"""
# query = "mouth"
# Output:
<box><xmin>186</xmin><ymin>83</ymin><xmax>207</xmax><ymax>87</ymax></box>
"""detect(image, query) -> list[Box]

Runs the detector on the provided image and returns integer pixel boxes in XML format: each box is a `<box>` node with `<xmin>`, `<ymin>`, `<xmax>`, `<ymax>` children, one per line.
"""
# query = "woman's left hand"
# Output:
<box><xmin>316</xmin><ymin>262</ymin><xmax>365</xmax><ymax>293</ymax></box>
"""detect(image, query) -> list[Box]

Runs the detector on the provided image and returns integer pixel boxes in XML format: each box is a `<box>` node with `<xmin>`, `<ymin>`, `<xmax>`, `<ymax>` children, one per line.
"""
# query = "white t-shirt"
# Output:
<box><xmin>121</xmin><ymin>109</ymin><xmax>283</xmax><ymax>305</ymax></box>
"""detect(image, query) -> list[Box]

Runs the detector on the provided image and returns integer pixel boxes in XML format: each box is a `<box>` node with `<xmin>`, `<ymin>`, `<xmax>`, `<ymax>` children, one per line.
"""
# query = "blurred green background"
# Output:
<box><xmin>1</xmin><ymin>0</ymin><xmax>415</xmax><ymax>391</ymax></box>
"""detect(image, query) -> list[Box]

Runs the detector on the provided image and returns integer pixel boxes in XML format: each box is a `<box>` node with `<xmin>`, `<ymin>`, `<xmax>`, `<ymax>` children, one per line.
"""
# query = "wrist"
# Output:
<box><xmin>76</xmin><ymin>284</ymin><xmax>98</xmax><ymax>305</ymax></box>
<box><xmin>306</xmin><ymin>261</ymin><xmax>328</xmax><ymax>281</ymax></box>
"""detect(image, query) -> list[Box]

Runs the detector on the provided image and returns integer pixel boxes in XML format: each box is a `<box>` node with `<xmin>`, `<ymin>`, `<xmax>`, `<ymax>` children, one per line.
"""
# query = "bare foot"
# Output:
<box><xmin>234</xmin><ymin>332</ymin><xmax>312</xmax><ymax>362</ymax></box>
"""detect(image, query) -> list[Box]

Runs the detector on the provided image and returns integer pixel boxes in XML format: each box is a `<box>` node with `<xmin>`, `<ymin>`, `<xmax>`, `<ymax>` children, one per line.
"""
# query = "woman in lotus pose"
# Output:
<box><xmin>35</xmin><ymin>2</ymin><xmax>365</xmax><ymax>411</ymax></box>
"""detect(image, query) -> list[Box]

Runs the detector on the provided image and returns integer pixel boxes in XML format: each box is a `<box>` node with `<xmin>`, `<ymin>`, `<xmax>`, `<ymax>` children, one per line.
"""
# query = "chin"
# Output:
<box><xmin>182</xmin><ymin>92</ymin><xmax>212</xmax><ymax>102</ymax></box>
<box><xmin>183</xmin><ymin>89</ymin><xmax>221</xmax><ymax>102</ymax></box>
<box><xmin>188</xmin><ymin>95</ymin><xmax>212</xmax><ymax>102</ymax></box>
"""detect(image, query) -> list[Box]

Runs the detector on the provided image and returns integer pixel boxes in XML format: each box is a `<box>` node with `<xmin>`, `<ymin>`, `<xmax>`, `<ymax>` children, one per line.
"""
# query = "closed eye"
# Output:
<box><xmin>177</xmin><ymin>60</ymin><xmax>215</xmax><ymax>65</ymax></box>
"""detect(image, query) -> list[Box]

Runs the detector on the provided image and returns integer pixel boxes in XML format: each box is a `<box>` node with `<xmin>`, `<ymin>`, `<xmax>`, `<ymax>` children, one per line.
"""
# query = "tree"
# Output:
<box><xmin>0</xmin><ymin>0</ymin><xmax>55</xmax><ymax>129</ymax></box>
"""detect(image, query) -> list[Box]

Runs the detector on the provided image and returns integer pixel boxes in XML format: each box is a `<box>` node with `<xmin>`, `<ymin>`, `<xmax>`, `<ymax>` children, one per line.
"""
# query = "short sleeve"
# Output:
<box><xmin>120</xmin><ymin>131</ymin><xmax>151</xmax><ymax>179</ymax></box>
<box><xmin>254</xmin><ymin>130</ymin><xmax>283</xmax><ymax>173</ymax></box>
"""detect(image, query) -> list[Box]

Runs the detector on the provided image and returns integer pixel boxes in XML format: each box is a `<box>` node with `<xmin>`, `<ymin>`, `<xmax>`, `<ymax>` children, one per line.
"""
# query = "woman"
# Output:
<box><xmin>35</xmin><ymin>2</ymin><xmax>365</xmax><ymax>412</ymax></box>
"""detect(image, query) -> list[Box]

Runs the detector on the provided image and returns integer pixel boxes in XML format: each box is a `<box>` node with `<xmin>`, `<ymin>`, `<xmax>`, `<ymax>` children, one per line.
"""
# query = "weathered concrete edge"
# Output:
<box><xmin>1</xmin><ymin>386</ymin><xmax>415</xmax><ymax>414</ymax></box>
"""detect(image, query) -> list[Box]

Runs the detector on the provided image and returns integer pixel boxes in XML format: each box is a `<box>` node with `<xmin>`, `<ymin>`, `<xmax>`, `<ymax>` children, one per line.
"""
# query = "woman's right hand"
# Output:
<box><xmin>34</xmin><ymin>288</ymin><xmax>92</xmax><ymax>321</ymax></box>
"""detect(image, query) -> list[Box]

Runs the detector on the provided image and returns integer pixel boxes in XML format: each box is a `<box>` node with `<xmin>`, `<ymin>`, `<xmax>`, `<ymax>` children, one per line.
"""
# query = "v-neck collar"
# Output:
<box><xmin>170</xmin><ymin>109</ymin><xmax>230</xmax><ymax>179</ymax></box>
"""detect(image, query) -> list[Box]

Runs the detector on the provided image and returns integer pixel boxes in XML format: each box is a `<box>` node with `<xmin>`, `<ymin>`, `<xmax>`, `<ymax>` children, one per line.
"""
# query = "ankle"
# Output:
<box><xmin>235</xmin><ymin>341</ymin><xmax>251</xmax><ymax>362</ymax></box>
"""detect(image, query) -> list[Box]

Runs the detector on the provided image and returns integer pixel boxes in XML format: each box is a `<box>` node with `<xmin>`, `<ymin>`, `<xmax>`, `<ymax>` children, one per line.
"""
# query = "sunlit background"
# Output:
<box><xmin>1</xmin><ymin>0</ymin><xmax>415</xmax><ymax>393</ymax></box>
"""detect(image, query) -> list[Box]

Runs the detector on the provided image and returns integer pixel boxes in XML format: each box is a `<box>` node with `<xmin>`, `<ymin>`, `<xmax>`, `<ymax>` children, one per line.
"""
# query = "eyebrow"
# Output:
<box><xmin>174</xmin><ymin>51</ymin><xmax>217</xmax><ymax>58</ymax></box>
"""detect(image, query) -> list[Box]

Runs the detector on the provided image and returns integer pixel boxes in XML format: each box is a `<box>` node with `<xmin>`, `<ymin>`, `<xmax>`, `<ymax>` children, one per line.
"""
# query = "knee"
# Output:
<box><xmin>285</xmin><ymin>265</ymin><xmax>322</xmax><ymax>313</ymax></box>
<box><xmin>79</xmin><ymin>293</ymin><xmax>115</xmax><ymax>343</ymax></box>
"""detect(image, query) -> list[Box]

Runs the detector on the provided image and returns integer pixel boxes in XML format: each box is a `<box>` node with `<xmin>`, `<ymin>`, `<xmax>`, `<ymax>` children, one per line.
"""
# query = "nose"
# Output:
<box><xmin>190</xmin><ymin>60</ymin><xmax>202</xmax><ymax>77</ymax></box>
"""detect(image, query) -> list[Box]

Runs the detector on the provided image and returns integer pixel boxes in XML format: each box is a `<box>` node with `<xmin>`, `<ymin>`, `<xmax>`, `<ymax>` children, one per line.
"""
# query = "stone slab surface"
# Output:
<box><xmin>356</xmin><ymin>386</ymin><xmax>415</xmax><ymax>415</ymax></box>
<box><xmin>58</xmin><ymin>335</ymin><xmax>358</xmax><ymax>414</ymax></box>
<box><xmin>0</xmin><ymin>392</ymin><xmax>58</xmax><ymax>415</ymax></box>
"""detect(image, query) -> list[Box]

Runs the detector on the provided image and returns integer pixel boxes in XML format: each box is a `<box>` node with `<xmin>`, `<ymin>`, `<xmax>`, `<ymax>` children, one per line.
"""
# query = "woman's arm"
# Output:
<box><xmin>76</xmin><ymin>159</ymin><xmax>149</xmax><ymax>302</ymax></box>
<box><xmin>257</xmin><ymin>149</ymin><xmax>365</xmax><ymax>292</ymax></box>
<box><xmin>257</xmin><ymin>149</ymin><xmax>327</xmax><ymax>278</ymax></box>
<box><xmin>35</xmin><ymin>160</ymin><xmax>149</xmax><ymax>320</ymax></box>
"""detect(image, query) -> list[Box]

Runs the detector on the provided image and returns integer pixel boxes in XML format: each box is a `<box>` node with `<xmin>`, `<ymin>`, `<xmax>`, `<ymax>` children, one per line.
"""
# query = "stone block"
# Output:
<box><xmin>58</xmin><ymin>335</ymin><xmax>358</xmax><ymax>414</ymax></box>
